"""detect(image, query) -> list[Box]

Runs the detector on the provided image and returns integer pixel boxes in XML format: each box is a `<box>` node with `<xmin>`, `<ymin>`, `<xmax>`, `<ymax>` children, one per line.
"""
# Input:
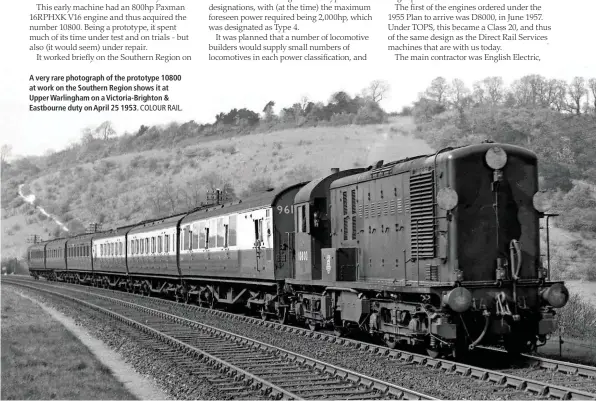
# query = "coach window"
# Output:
<box><xmin>204</xmin><ymin>225</ymin><xmax>210</xmax><ymax>249</ymax></box>
<box><xmin>192</xmin><ymin>224</ymin><xmax>199</xmax><ymax>250</ymax></box>
<box><xmin>145</xmin><ymin>238</ymin><xmax>149</xmax><ymax>254</ymax></box>
<box><xmin>183</xmin><ymin>225</ymin><xmax>190</xmax><ymax>250</ymax></box>
<box><xmin>198</xmin><ymin>222</ymin><xmax>206</xmax><ymax>249</ymax></box>
<box><xmin>254</xmin><ymin>219</ymin><xmax>263</xmax><ymax>245</ymax></box>
<box><xmin>209</xmin><ymin>221</ymin><xmax>216</xmax><ymax>249</ymax></box>
<box><xmin>224</xmin><ymin>223</ymin><xmax>229</xmax><ymax>248</ymax></box>
<box><xmin>164</xmin><ymin>234</ymin><xmax>169</xmax><ymax>253</ymax></box>
<box><xmin>151</xmin><ymin>237</ymin><xmax>155</xmax><ymax>253</ymax></box>
<box><xmin>217</xmin><ymin>218</ymin><xmax>225</xmax><ymax>248</ymax></box>
<box><xmin>140</xmin><ymin>239</ymin><xmax>144</xmax><ymax>254</ymax></box>
<box><xmin>229</xmin><ymin>215</ymin><xmax>237</xmax><ymax>246</ymax></box>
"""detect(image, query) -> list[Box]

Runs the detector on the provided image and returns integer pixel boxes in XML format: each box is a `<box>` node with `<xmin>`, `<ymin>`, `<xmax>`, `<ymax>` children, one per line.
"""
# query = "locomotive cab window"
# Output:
<box><xmin>204</xmin><ymin>226</ymin><xmax>210</xmax><ymax>249</ymax></box>
<box><xmin>297</xmin><ymin>205</ymin><xmax>307</xmax><ymax>233</ymax></box>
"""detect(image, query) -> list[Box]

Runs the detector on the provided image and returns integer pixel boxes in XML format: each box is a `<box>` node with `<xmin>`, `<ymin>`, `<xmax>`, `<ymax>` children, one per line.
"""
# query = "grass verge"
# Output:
<box><xmin>1</xmin><ymin>286</ymin><xmax>136</xmax><ymax>400</ymax></box>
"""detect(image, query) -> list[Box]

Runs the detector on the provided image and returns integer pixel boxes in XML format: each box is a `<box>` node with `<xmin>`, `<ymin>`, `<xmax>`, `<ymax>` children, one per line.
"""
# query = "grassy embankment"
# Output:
<box><xmin>1</xmin><ymin>286</ymin><xmax>136</xmax><ymax>400</ymax></box>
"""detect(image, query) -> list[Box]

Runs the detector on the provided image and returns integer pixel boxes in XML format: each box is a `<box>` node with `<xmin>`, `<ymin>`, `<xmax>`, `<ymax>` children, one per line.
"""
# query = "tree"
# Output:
<box><xmin>1</xmin><ymin>144</ymin><xmax>12</xmax><ymax>164</ymax></box>
<box><xmin>482</xmin><ymin>76</ymin><xmax>505</xmax><ymax>106</ymax></box>
<box><xmin>567</xmin><ymin>77</ymin><xmax>586</xmax><ymax>115</ymax></box>
<box><xmin>448</xmin><ymin>79</ymin><xmax>471</xmax><ymax>116</ymax></box>
<box><xmin>587</xmin><ymin>78</ymin><xmax>596</xmax><ymax>114</ymax></box>
<box><xmin>364</xmin><ymin>80</ymin><xmax>390</xmax><ymax>103</ymax></box>
<box><xmin>96</xmin><ymin>121</ymin><xmax>116</xmax><ymax>140</ymax></box>
<box><xmin>262</xmin><ymin>100</ymin><xmax>276</xmax><ymax>122</ymax></box>
<box><xmin>425</xmin><ymin>77</ymin><xmax>450</xmax><ymax>105</ymax></box>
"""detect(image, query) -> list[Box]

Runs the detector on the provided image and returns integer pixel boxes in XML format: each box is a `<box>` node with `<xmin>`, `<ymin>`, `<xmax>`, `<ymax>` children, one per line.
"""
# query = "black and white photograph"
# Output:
<box><xmin>1</xmin><ymin>0</ymin><xmax>595</xmax><ymax>399</ymax></box>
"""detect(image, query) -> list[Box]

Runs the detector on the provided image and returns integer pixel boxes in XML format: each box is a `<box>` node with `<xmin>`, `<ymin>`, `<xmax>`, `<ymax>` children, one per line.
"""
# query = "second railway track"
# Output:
<box><xmin>5</xmin><ymin>277</ymin><xmax>596</xmax><ymax>400</ymax></box>
<box><xmin>2</xmin><ymin>279</ymin><xmax>433</xmax><ymax>400</ymax></box>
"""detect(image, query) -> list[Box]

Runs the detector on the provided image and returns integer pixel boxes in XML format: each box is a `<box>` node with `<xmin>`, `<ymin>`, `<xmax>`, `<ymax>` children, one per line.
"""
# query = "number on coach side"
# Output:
<box><xmin>276</xmin><ymin>205</ymin><xmax>292</xmax><ymax>214</ymax></box>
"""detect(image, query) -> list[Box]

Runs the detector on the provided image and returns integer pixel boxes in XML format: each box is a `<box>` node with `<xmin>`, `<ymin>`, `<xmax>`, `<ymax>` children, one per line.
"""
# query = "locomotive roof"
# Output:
<box><xmin>447</xmin><ymin>142</ymin><xmax>537</xmax><ymax>161</ymax></box>
<box><xmin>181</xmin><ymin>184</ymin><xmax>304</xmax><ymax>224</ymax></box>
<box><xmin>330</xmin><ymin>143</ymin><xmax>536</xmax><ymax>189</ymax></box>
<box><xmin>128</xmin><ymin>213</ymin><xmax>187</xmax><ymax>235</ymax></box>
<box><xmin>294</xmin><ymin>168</ymin><xmax>365</xmax><ymax>204</ymax></box>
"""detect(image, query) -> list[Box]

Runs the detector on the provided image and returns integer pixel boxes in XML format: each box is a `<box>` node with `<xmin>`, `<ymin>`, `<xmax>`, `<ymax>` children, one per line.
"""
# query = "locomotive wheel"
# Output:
<box><xmin>384</xmin><ymin>336</ymin><xmax>398</xmax><ymax>349</ymax></box>
<box><xmin>426</xmin><ymin>348</ymin><xmax>441</xmax><ymax>358</ymax></box>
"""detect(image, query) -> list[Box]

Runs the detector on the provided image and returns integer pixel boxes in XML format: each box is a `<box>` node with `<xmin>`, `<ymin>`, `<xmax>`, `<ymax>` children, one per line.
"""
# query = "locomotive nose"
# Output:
<box><xmin>443</xmin><ymin>287</ymin><xmax>472</xmax><ymax>313</ymax></box>
<box><xmin>541</xmin><ymin>283</ymin><xmax>569</xmax><ymax>308</ymax></box>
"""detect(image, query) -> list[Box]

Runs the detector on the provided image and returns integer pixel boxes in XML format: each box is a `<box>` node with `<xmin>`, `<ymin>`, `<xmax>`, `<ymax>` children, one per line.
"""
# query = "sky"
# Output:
<box><xmin>1</xmin><ymin>0</ymin><xmax>595</xmax><ymax>158</ymax></box>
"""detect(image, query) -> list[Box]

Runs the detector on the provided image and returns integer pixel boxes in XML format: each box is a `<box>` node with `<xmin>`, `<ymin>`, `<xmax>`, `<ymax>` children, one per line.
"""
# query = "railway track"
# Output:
<box><xmin>2</xmin><ymin>278</ymin><xmax>434</xmax><ymax>401</ymax></box>
<box><xmin>5</xmin><ymin>277</ymin><xmax>596</xmax><ymax>399</ymax></box>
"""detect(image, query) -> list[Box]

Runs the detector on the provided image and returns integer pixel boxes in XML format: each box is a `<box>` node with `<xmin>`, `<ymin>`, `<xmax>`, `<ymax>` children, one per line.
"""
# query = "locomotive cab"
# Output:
<box><xmin>292</xmin><ymin>168</ymin><xmax>365</xmax><ymax>282</ymax></box>
<box><xmin>438</xmin><ymin>143</ymin><xmax>569</xmax><ymax>353</ymax></box>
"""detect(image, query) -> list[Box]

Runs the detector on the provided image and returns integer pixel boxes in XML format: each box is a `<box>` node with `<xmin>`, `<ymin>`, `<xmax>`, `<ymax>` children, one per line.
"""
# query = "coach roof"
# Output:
<box><xmin>181</xmin><ymin>184</ymin><xmax>304</xmax><ymax>224</ymax></box>
<box><xmin>129</xmin><ymin>213</ymin><xmax>186</xmax><ymax>235</ymax></box>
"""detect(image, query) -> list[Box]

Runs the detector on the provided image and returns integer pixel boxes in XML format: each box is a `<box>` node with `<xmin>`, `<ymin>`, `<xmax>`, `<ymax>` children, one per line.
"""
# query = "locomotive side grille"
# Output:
<box><xmin>351</xmin><ymin>190</ymin><xmax>356</xmax><ymax>214</ymax></box>
<box><xmin>377</xmin><ymin>202</ymin><xmax>382</xmax><ymax>217</ymax></box>
<box><xmin>389</xmin><ymin>200</ymin><xmax>396</xmax><ymax>215</ymax></box>
<box><xmin>342</xmin><ymin>191</ymin><xmax>348</xmax><ymax>215</ymax></box>
<box><xmin>404</xmin><ymin>197</ymin><xmax>410</xmax><ymax>214</ymax></box>
<box><xmin>383</xmin><ymin>201</ymin><xmax>388</xmax><ymax>215</ymax></box>
<box><xmin>397</xmin><ymin>198</ymin><xmax>403</xmax><ymax>213</ymax></box>
<box><xmin>358</xmin><ymin>204</ymin><xmax>363</xmax><ymax>218</ymax></box>
<box><xmin>343</xmin><ymin>217</ymin><xmax>349</xmax><ymax>240</ymax></box>
<box><xmin>410</xmin><ymin>171</ymin><xmax>435</xmax><ymax>259</ymax></box>
<box><xmin>364</xmin><ymin>204</ymin><xmax>369</xmax><ymax>218</ymax></box>
<box><xmin>352</xmin><ymin>216</ymin><xmax>357</xmax><ymax>240</ymax></box>
<box><xmin>425</xmin><ymin>265</ymin><xmax>439</xmax><ymax>281</ymax></box>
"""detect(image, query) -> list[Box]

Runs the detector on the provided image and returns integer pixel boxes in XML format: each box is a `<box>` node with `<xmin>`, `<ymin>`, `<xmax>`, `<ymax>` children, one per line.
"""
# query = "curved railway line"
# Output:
<box><xmin>4</xmin><ymin>277</ymin><xmax>596</xmax><ymax>400</ymax></box>
<box><xmin>2</xmin><ymin>278</ymin><xmax>433</xmax><ymax>401</ymax></box>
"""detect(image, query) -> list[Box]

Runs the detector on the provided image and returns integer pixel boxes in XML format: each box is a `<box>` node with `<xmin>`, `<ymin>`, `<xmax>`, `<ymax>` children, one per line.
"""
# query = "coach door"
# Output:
<box><xmin>253</xmin><ymin>217</ymin><xmax>265</xmax><ymax>272</ymax></box>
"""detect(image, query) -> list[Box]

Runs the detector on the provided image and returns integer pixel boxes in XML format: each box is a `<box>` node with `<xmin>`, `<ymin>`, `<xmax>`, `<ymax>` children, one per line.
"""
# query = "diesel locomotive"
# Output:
<box><xmin>27</xmin><ymin>142</ymin><xmax>569</xmax><ymax>357</ymax></box>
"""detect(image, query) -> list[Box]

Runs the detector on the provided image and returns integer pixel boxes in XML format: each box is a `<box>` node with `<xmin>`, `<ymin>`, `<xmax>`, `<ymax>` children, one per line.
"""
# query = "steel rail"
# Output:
<box><xmin>477</xmin><ymin>345</ymin><xmax>596</xmax><ymax>378</ymax></box>
<box><xmin>3</xmin><ymin>279</ymin><xmax>435</xmax><ymax>401</ymax></box>
<box><xmin>8</xmin><ymin>277</ymin><xmax>596</xmax><ymax>400</ymax></box>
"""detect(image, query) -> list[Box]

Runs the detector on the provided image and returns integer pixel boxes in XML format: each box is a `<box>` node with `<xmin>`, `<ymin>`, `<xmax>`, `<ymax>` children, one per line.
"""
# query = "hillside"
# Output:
<box><xmin>2</xmin><ymin>117</ymin><xmax>432</xmax><ymax>259</ymax></box>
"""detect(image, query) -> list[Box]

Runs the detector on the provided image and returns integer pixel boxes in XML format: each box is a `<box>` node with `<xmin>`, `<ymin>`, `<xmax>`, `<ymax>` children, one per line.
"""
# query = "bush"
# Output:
<box><xmin>215</xmin><ymin>144</ymin><xmax>237</xmax><ymax>154</ymax></box>
<box><xmin>354</xmin><ymin>102</ymin><xmax>387</xmax><ymax>125</ymax></box>
<box><xmin>556</xmin><ymin>293</ymin><xmax>596</xmax><ymax>341</ymax></box>
<box><xmin>242</xmin><ymin>177</ymin><xmax>274</xmax><ymax>197</ymax></box>
<box><xmin>198</xmin><ymin>148</ymin><xmax>213</xmax><ymax>159</ymax></box>
<box><xmin>329</xmin><ymin>113</ymin><xmax>354</xmax><ymax>126</ymax></box>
